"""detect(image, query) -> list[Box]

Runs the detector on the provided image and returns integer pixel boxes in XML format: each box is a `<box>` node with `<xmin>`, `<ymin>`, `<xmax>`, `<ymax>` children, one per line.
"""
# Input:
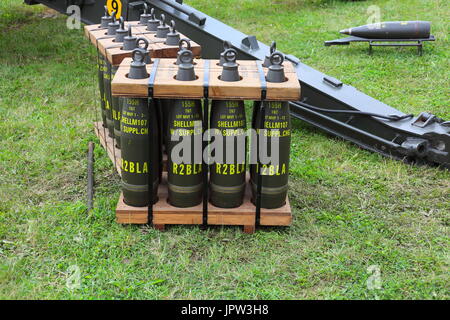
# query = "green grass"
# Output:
<box><xmin>0</xmin><ymin>0</ymin><xmax>449</xmax><ymax>300</ymax></box>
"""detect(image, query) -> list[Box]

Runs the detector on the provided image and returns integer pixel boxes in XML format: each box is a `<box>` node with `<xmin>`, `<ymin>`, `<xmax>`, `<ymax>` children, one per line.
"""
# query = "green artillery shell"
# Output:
<box><xmin>167</xmin><ymin>99</ymin><xmax>203</xmax><ymax>208</ymax></box>
<box><xmin>121</xmin><ymin>97</ymin><xmax>160</xmax><ymax>207</ymax></box>
<box><xmin>210</xmin><ymin>100</ymin><xmax>247</xmax><ymax>208</ymax></box>
<box><xmin>112</xmin><ymin>96</ymin><xmax>122</xmax><ymax>148</ymax></box>
<box><xmin>103</xmin><ymin>61</ymin><xmax>117</xmax><ymax>138</ymax></box>
<box><xmin>340</xmin><ymin>21</ymin><xmax>431</xmax><ymax>39</ymax></box>
<box><xmin>250</xmin><ymin>101</ymin><xmax>291</xmax><ymax>209</ymax></box>
<box><xmin>97</xmin><ymin>54</ymin><xmax>107</xmax><ymax>128</ymax></box>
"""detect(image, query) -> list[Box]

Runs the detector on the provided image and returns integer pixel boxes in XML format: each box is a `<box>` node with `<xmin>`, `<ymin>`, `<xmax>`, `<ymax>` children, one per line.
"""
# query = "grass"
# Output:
<box><xmin>0</xmin><ymin>0</ymin><xmax>449</xmax><ymax>300</ymax></box>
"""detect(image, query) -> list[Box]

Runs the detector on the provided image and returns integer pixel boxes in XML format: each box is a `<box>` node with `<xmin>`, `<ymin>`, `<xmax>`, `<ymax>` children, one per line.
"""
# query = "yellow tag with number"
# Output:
<box><xmin>106</xmin><ymin>0</ymin><xmax>122</xmax><ymax>19</ymax></box>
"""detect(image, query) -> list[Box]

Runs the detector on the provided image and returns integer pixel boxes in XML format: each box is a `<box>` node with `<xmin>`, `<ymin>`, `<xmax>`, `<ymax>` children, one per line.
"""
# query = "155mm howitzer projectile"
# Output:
<box><xmin>210</xmin><ymin>49</ymin><xmax>247</xmax><ymax>209</ymax></box>
<box><xmin>167</xmin><ymin>50</ymin><xmax>203</xmax><ymax>208</ymax></box>
<box><xmin>340</xmin><ymin>21</ymin><xmax>431</xmax><ymax>39</ymax></box>
<box><xmin>121</xmin><ymin>49</ymin><xmax>160</xmax><ymax>207</ymax></box>
<box><xmin>250</xmin><ymin>52</ymin><xmax>291</xmax><ymax>209</ymax></box>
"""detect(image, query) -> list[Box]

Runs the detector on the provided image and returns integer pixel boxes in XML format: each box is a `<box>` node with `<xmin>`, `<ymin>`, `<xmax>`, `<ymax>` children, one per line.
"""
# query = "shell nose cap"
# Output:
<box><xmin>340</xmin><ymin>28</ymin><xmax>351</xmax><ymax>35</ymax></box>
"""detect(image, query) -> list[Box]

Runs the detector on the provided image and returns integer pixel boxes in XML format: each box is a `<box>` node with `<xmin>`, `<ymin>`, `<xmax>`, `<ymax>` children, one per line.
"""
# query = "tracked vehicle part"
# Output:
<box><xmin>167</xmin><ymin>50</ymin><xmax>203</xmax><ymax>208</ymax></box>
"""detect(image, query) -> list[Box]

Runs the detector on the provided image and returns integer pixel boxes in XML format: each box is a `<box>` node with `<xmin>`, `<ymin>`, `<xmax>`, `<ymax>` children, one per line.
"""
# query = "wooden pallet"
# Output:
<box><xmin>116</xmin><ymin>174</ymin><xmax>292</xmax><ymax>234</ymax></box>
<box><xmin>85</xmin><ymin>22</ymin><xmax>201</xmax><ymax>66</ymax></box>
<box><xmin>94</xmin><ymin>122</ymin><xmax>292</xmax><ymax>234</ymax></box>
<box><xmin>111</xmin><ymin>58</ymin><xmax>301</xmax><ymax>101</ymax></box>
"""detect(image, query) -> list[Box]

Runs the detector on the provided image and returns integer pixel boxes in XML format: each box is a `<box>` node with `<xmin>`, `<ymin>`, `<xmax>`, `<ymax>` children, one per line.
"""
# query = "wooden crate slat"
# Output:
<box><xmin>115</xmin><ymin>173</ymin><xmax>292</xmax><ymax>232</ymax></box>
<box><xmin>208</xmin><ymin>70</ymin><xmax>262</xmax><ymax>100</ymax></box>
<box><xmin>153</xmin><ymin>66</ymin><xmax>205</xmax><ymax>99</ymax></box>
<box><xmin>110</xmin><ymin>66</ymin><xmax>149</xmax><ymax>97</ymax></box>
<box><xmin>152</xmin><ymin>43</ymin><xmax>202</xmax><ymax>59</ymax></box>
